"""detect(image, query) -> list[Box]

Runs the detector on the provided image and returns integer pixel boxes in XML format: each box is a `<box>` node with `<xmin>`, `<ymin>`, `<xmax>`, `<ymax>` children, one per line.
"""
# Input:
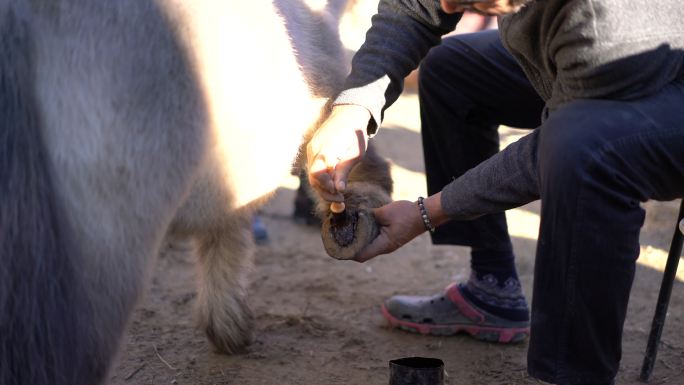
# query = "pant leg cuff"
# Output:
<box><xmin>527</xmin><ymin>367</ymin><xmax>615</xmax><ymax>385</ymax></box>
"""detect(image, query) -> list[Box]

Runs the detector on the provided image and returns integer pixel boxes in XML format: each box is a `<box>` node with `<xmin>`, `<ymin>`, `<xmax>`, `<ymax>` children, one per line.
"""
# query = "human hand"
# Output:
<box><xmin>353</xmin><ymin>200</ymin><xmax>426</xmax><ymax>262</ymax></box>
<box><xmin>307</xmin><ymin>104</ymin><xmax>371</xmax><ymax>202</ymax></box>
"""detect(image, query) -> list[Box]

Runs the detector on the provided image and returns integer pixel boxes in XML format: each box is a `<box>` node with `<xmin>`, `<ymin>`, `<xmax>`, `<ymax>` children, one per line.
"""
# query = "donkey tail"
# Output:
<box><xmin>0</xmin><ymin>7</ymin><xmax>100</xmax><ymax>385</ymax></box>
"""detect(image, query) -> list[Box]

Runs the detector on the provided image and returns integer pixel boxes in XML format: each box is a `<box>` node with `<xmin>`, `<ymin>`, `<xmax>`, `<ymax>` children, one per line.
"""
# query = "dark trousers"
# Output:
<box><xmin>419</xmin><ymin>30</ymin><xmax>545</xmax><ymax>251</ymax></box>
<box><xmin>418</xmin><ymin>30</ymin><xmax>684</xmax><ymax>385</ymax></box>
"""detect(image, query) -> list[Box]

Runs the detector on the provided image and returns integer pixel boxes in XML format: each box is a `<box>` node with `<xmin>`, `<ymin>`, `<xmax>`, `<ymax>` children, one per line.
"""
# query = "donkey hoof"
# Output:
<box><xmin>202</xmin><ymin>299</ymin><xmax>255</xmax><ymax>354</ymax></box>
<box><xmin>205</xmin><ymin>320</ymin><xmax>254</xmax><ymax>354</ymax></box>
<box><xmin>321</xmin><ymin>209</ymin><xmax>379</xmax><ymax>260</ymax></box>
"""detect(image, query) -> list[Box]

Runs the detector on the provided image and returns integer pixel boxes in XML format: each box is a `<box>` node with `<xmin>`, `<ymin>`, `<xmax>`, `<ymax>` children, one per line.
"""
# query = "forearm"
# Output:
<box><xmin>334</xmin><ymin>0</ymin><xmax>462</xmax><ymax>135</ymax></box>
<box><xmin>440</xmin><ymin>129</ymin><xmax>541</xmax><ymax>220</ymax></box>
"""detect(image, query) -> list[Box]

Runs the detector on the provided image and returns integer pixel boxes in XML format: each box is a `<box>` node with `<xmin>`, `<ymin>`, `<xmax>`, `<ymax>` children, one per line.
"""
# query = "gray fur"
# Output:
<box><xmin>0</xmin><ymin>7</ymin><xmax>97</xmax><ymax>385</ymax></box>
<box><xmin>0</xmin><ymin>1</ymin><xmax>393</xmax><ymax>384</ymax></box>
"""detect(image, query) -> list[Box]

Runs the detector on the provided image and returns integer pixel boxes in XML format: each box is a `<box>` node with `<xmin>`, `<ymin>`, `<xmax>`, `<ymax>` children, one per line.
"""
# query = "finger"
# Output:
<box><xmin>309</xmin><ymin>157</ymin><xmax>336</xmax><ymax>194</ymax></box>
<box><xmin>354</xmin><ymin>231</ymin><xmax>392</xmax><ymax>262</ymax></box>
<box><xmin>308</xmin><ymin>175</ymin><xmax>344</xmax><ymax>202</ymax></box>
<box><xmin>333</xmin><ymin>160</ymin><xmax>362</xmax><ymax>193</ymax></box>
<box><xmin>308</xmin><ymin>169</ymin><xmax>343</xmax><ymax>201</ymax></box>
<box><xmin>333</xmin><ymin>158</ymin><xmax>356</xmax><ymax>193</ymax></box>
<box><xmin>310</xmin><ymin>173</ymin><xmax>337</xmax><ymax>197</ymax></box>
<box><xmin>315</xmin><ymin>188</ymin><xmax>345</xmax><ymax>202</ymax></box>
<box><xmin>333</xmin><ymin>129</ymin><xmax>367</xmax><ymax>192</ymax></box>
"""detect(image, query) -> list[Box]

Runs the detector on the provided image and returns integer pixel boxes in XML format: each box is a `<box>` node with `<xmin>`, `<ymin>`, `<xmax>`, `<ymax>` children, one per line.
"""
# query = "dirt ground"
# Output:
<box><xmin>109</xmin><ymin>89</ymin><xmax>684</xmax><ymax>385</ymax></box>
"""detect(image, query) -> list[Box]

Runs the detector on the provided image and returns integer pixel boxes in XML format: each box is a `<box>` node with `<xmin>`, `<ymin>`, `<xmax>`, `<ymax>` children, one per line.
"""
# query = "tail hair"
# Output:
<box><xmin>0</xmin><ymin>7</ymin><xmax>99</xmax><ymax>385</ymax></box>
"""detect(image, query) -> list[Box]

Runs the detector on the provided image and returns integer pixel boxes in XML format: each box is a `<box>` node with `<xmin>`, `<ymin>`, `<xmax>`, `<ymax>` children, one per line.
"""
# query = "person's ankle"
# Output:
<box><xmin>458</xmin><ymin>278</ymin><xmax>529</xmax><ymax>322</ymax></box>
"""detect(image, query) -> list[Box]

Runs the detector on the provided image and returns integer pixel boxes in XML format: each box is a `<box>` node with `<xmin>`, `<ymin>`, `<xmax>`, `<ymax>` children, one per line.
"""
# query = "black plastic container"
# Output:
<box><xmin>389</xmin><ymin>357</ymin><xmax>444</xmax><ymax>385</ymax></box>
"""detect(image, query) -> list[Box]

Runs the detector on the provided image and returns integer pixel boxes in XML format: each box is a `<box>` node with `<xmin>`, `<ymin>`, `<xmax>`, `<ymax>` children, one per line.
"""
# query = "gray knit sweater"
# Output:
<box><xmin>334</xmin><ymin>0</ymin><xmax>684</xmax><ymax>219</ymax></box>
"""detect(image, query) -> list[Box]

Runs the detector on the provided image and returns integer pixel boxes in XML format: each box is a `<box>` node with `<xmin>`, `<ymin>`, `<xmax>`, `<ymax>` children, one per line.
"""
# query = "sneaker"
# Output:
<box><xmin>381</xmin><ymin>283</ymin><xmax>529</xmax><ymax>343</ymax></box>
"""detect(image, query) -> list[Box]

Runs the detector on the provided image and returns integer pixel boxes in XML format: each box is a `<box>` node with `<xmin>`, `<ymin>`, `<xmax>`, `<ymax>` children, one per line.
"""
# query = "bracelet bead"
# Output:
<box><xmin>417</xmin><ymin>196</ymin><xmax>435</xmax><ymax>233</ymax></box>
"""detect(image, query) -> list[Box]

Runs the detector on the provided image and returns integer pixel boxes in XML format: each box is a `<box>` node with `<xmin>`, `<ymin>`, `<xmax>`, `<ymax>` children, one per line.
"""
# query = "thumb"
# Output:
<box><xmin>333</xmin><ymin>129</ymin><xmax>368</xmax><ymax>192</ymax></box>
<box><xmin>369</xmin><ymin>205</ymin><xmax>386</xmax><ymax>224</ymax></box>
<box><xmin>353</xmin><ymin>231</ymin><xmax>390</xmax><ymax>262</ymax></box>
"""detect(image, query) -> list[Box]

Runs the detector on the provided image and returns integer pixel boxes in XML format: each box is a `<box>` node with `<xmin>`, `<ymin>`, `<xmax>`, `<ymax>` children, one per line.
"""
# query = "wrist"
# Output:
<box><xmin>420</xmin><ymin>193</ymin><xmax>449</xmax><ymax>229</ymax></box>
<box><xmin>331</xmin><ymin>104</ymin><xmax>371</xmax><ymax>121</ymax></box>
<box><xmin>417</xmin><ymin>197</ymin><xmax>435</xmax><ymax>233</ymax></box>
<box><xmin>331</xmin><ymin>104</ymin><xmax>373</xmax><ymax>137</ymax></box>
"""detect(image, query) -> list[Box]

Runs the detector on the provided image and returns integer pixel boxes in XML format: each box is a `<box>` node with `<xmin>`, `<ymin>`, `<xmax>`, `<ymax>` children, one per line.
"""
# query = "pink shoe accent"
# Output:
<box><xmin>444</xmin><ymin>283</ymin><xmax>485</xmax><ymax>323</ymax></box>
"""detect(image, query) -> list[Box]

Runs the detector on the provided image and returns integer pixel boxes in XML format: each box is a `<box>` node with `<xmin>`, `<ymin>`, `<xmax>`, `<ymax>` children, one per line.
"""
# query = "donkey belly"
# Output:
<box><xmin>166</xmin><ymin>0</ymin><xmax>327</xmax><ymax>215</ymax></box>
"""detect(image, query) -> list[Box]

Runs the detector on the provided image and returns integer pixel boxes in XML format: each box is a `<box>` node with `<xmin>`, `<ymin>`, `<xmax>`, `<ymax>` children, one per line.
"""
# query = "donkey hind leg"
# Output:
<box><xmin>195</xmin><ymin>213</ymin><xmax>255</xmax><ymax>354</ymax></box>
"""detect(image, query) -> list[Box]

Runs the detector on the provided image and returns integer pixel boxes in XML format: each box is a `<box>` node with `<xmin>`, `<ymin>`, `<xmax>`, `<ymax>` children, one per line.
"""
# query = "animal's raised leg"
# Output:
<box><xmin>194</xmin><ymin>214</ymin><xmax>255</xmax><ymax>354</ymax></box>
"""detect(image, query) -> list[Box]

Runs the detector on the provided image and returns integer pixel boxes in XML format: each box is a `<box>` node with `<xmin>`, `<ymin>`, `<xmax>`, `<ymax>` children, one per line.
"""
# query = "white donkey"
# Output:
<box><xmin>0</xmin><ymin>1</ymin><xmax>392</xmax><ymax>384</ymax></box>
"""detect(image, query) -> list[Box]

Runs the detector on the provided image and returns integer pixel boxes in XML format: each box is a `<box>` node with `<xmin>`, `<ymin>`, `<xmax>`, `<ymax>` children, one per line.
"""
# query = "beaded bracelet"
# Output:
<box><xmin>417</xmin><ymin>196</ymin><xmax>435</xmax><ymax>233</ymax></box>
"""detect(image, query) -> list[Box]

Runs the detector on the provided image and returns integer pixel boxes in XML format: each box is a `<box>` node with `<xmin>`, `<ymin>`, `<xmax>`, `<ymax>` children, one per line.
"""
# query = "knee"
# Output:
<box><xmin>537</xmin><ymin>101</ymin><xmax>627</xmax><ymax>186</ymax></box>
<box><xmin>418</xmin><ymin>38</ymin><xmax>469</xmax><ymax>98</ymax></box>
<box><xmin>419</xmin><ymin>44</ymin><xmax>447</xmax><ymax>89</ymax></box>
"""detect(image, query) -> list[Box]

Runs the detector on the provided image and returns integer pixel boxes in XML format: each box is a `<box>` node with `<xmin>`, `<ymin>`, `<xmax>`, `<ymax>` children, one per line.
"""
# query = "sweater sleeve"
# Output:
<box><xmin>333</xmin><ymin>0</ymin><xmax>461</xmax><ymax>135</ymax></box>
<box><xmin>441</xmin><ymin>129</ymin><xmax>541</xmax><ymax>220</ymax></box>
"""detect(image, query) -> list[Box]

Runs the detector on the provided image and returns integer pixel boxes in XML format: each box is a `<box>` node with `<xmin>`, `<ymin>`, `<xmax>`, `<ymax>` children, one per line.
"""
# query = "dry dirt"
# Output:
<box><xmin>109</xmin><ymin>90</ymin><xmax>684</xmax><ymax>385</ymax></box>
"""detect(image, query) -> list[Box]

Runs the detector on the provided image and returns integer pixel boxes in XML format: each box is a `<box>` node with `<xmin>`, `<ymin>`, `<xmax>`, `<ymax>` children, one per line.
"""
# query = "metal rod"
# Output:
<box><xmin>640</xmin><ymin>199</ymin><xmax>684</xmax><ymax>382</ymax></box>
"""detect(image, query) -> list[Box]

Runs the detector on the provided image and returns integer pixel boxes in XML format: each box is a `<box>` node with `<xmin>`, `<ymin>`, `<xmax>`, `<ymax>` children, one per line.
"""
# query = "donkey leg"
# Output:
<box><xmin>194</xmin><ymin>214</ymin><xmax>255</xmax><ymax>354</ymax></box>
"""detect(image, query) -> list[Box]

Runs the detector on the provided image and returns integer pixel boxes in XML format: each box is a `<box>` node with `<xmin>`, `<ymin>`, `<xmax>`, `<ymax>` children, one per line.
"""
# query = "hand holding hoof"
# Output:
<box><xmin>312</xmin><ymin>143</ymin><xmax>393</xmax><ymax>261</ymax></box>
<box><xmin>318</xmin><ymin>180</ymin><xmax>390</xmax><ymax>260</ymax></box>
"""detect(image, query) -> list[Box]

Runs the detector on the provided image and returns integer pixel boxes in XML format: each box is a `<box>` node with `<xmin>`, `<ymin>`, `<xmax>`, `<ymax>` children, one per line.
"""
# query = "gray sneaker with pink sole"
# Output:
<box><xmin>381</xmin><ymin>283</ymin><xmax>530</xmax><ymax>343</ymax></box>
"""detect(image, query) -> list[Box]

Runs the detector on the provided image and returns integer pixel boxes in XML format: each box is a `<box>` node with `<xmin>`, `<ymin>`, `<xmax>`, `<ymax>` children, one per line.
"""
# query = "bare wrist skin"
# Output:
<box><xmin>422</xmin><ymin>192</ymin><xmax>450</xmax><ymax>228</ymax></box>
<box><xmin>410</xmin><ymin>207</ymin><xmax>428</xmax><ymax>240</ymax></box>
<box><xmin>331</xmin><ymin>104</ymin><xmax>372</xmax><ymax>130</ymax></box>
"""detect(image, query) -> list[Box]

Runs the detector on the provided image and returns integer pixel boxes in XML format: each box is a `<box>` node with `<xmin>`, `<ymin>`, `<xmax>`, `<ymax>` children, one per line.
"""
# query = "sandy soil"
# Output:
<box><xmin>109</xmin><ymin>89</ymin><xmax>684</xmax><ymax>385</ymax></box>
